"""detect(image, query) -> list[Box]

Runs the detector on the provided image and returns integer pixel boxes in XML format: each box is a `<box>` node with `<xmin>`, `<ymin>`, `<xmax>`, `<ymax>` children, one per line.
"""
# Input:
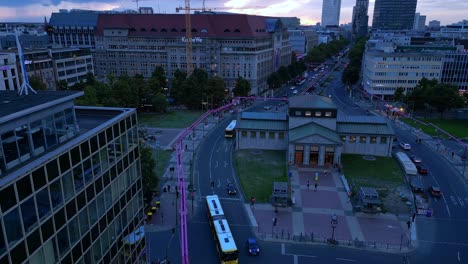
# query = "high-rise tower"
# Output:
<box><xmin>321</xmin><ymin>0</ymin><xmax>341</xmax><ymax>27</ymax></box>
<box><xmin>372</xmin><ymin>0</ymin><xmax>417</xmax><ymax>30</ymax></box>
<box><xmin>352</xmin><ymin>0</ymin><xmax>369</xmax><ymax>37</ymax></box>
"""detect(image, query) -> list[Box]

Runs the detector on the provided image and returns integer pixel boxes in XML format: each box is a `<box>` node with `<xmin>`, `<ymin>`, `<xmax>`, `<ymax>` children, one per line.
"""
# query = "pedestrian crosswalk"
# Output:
<box><xmin>448</xmin><ymin>195</ymin><xmax>468</xmax><ymax>207</ymax></box>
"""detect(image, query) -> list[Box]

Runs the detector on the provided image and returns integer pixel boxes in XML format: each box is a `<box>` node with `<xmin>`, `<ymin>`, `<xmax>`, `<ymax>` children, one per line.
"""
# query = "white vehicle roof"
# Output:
<box><xmin>213</xmin><ymin>219</ymin><xmax>237</xmax><ymax>252</ymax></box>
<box><xmin>225</xmin><ymin>120</ymin><xmax>236</xmax><ymax>131</ymax></box>
<box><xmin>122</xmin><ymin>226</ymin><xmax>145</xmax><ymax>245</ymax></box>
<box><xmin>206</xmin><ymin>195</ymin><xmax>225</xmax><ymax>219</ymax></box>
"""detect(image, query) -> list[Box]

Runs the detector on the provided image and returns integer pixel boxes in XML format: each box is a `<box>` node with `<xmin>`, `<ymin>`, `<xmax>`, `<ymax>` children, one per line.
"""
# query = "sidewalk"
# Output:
<box><xmin>248</xmin><ymin>165</ymin><xmax>413</xmax><ymax>252</ymax></box>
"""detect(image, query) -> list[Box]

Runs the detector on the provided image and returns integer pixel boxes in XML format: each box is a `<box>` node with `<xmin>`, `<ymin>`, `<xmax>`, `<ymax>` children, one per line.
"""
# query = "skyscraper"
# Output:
<box><xmin>413</xmin><ymin>13</ymin><xmax>427</xmax><ymax>30</ymax></box>
<box><xmin>372</xmin><ymin>0</ymin><xmax>417</xmax><ymax>30</ymax></box>
<box><xmin>352</xmin><ymin>0</ymin><xmax>369</xmax><ymax>37</ymax></box>
<box><xmin>321</xmin><ymin>0</ymin><xmax>341</xmax><ymax>27</ymax></box>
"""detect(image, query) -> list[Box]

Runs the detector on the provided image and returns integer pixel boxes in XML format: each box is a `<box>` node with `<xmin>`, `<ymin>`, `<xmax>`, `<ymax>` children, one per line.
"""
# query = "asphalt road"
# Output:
<box><xmin>152</xmin><ymin>57</ymin><xmax>468</xmax><ymax>264</ymax></box>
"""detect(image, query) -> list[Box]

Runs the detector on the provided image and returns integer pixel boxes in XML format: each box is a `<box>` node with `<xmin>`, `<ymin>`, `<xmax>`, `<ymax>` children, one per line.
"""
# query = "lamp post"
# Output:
<box><xmin>462</xmin><ymin>147</ymin><xmax>467</xmax><ymax>178</ymax></box>
<box><xmin>329</xmin><ymin>214</ymin><xmax>338</xmax><ymax>244</ymax></box>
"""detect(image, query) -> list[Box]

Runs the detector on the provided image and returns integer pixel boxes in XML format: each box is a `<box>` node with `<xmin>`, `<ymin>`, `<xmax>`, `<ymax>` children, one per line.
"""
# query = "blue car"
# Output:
<box><xmin>246</xmin><ymin>238</ymin><xmax>260</xmax><ymax>256</ymax></box>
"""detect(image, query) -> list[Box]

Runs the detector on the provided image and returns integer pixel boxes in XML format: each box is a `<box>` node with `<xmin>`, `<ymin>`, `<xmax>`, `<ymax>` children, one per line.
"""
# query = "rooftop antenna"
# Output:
<box><xmin>16</xmin><ymin>29</ymin><xmax>36</xmax><ymax>96</ymax></box>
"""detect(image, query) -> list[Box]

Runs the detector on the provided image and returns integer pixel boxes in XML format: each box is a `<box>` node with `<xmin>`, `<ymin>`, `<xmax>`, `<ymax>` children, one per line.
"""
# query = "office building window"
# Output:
<box><xmin>360</xmin><ymin>136</ymin><xmax>367</xmax><ymax>143</ymax></box>
<box><xmin>380</xmin><ymin>137</ymin><xmax>387</xmax><ymax>144</ymax></box>
<box><xmin>269</xmin><ymin>132</ymin><xmax>275</xmax><ymax>139</ymax></box>
<box><xmin>241</xmin><ymin>131</ymin><xmax>247</xmax><ymax>137</ymax></box>
<box><xmin>260</xmin><ymin>132</ymin><xmax>266</xmax><ymax>138</ymax></box>
<box><xmin>278</xmin><ymin>132</ymin><xmax>284</xmax><ymax>139</ymax></box>
<box><xmin>250</xmin><ymin>131</ymin><xmax>256</xmax><ymax>138</ymax></box>
<box><xmin>370</xmin><ymin>137</ymin><xmax>377</xmax><ymax>144</ymax></box>
<box><xmin>349</xmin><ymin>136</ymin><xmax>356</xmax><ymax>143</ymax></box>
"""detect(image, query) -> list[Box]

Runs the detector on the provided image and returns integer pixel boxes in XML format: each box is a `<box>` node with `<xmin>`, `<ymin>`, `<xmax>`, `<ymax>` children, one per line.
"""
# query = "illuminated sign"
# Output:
<box><xmin>181</xmin><ymin>37</ymin><xmax>203</xmax><ymax>43</ymax></box>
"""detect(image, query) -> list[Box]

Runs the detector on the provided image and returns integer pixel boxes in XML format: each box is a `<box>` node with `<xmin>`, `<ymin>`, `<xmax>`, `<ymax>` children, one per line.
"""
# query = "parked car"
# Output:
<box><xmin>263</xmin><ymin>105</ymin><xmax>271</xmax><ymax>110</ymax></box>
<box><xmin>246</xmin><ymin>238</ymin><xmax>260</xmax><ymax>256</ymax></box>
<box><xmin>410</xmin><ymin>155</ymin><xmax>422</xmax><ymax>164</ymax></box>
<box><xmin>429</xmin><ymin>186</ymin><xmax>442</xmax><ymax>197</ymax></box>
<box><xmin>293</xmin><ymin>90</ymin><xmax>298</xmax><ymax>94</ymax></box>
<box><xmin>416</xmin><ymin>165</ymin><xmax>429</xmax><ymax>175</ymax></box>
<box><xmin>399</xmin><ymin>142</ymin><xmax>411</xmax><ymax>150</ymax></box>
<box><xmin>227</xmin><ymin>183</ymin><xmax>237</xmax><ymax>195</ymax></box>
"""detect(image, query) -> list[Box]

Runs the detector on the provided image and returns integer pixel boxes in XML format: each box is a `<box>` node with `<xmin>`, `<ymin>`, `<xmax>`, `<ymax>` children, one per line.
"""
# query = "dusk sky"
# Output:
<box><xmin>0</xmin><ymin>0</ymin><xmax>466</xmax><ymax>26</ymax></box>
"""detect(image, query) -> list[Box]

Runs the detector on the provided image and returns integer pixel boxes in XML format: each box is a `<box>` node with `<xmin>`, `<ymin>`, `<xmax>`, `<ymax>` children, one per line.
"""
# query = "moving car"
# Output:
<box><xmin>246</xmin><ymin>238</ymin><xmax>260</xmax><ymax>256</ymax></box>
<box><xmin>429</xmin><ymin>186</ymin><xmax>442</xmax><ymax>197</ymax></box>
<box><xmin>227</xmin><ymin>183</ymin><xmax>237</xmax><ymax>195</ymax></box>
<box><xmin>410</xmin><ymin>155</ymin><xmax>422</xmax><ymax>164</ymax></box>
<box><xmin>263</xmin><ymin>105</ymin><xmax>271</xmax><ymax>110</ymax></box>
<box><xmin>416</xmin><ymin>165</ymin><xmax>429</xmax><ymax>175</ymax></box>
<box><xmin>292</xmin><ymin>90</ymin><xmax>298</xmax><ymax>95</ymax></box>
<box><xmin>399</xmin><ymin>142</ymin><xmax>411</xmax><ymax>150</ymax></box>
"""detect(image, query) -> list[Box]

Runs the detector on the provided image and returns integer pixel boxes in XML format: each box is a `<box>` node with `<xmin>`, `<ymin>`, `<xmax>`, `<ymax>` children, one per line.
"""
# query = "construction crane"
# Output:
<box><xmin>131</xmin><ymin>0</ymin><xmax>150</xmax><ymax>10</ymax></box>
<box><xmin>176</xmin><ymin>2</ymin><xmax>264</xmax><ymax>76</ymax></box>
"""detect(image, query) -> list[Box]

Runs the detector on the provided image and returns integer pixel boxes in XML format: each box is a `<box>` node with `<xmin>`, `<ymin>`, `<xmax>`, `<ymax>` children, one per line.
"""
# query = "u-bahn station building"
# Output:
<box><xmin>236</xmin><ymin>95</ymin><xmax>395</xmax><ymax>166</ymax></box>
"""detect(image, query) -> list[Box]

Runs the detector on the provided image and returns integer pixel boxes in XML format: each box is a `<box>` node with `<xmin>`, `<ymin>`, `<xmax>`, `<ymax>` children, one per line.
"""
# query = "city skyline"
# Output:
<box><xmin>0</xmin><ymin>0</ymin><xmax>467</xmax><ymax>26</ymax></box>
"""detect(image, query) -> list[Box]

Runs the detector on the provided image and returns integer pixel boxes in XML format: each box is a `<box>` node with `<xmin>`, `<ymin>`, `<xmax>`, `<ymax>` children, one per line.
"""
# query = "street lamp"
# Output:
<box><xmin>462</xmin><ymin>147</ymin><xmax>467</xmax><ymax>178</ymax></box>
<box><xmin>329</xmin><ymin>214</ymin><xmax>338</xmax><ymax>244</ymax></box>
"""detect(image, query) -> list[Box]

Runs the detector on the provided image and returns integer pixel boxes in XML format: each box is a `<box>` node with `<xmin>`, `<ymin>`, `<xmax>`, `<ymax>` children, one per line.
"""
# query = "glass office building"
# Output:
<box><xmin>0</xmin><ymin>91</ymin><xmax>145</xmax><ymax>263</ymax></box>
<box><xmin>372</xmin><ymin>0</ymin><xmax>417</xmax><ymax>30</ymax></box>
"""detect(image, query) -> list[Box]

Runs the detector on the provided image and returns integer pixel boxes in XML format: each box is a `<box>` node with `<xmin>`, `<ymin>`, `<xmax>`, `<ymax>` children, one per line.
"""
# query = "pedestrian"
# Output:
<box><xmin>307</xmin><ymin>180</ymin><xmax>310</xmax><ymax>190</ymax></box>
<box><xmin>185</xmin><ymin>144</ymin><xmax>188</xmax><ymax>151</ymax></box>
<box><xmin>452</xmin><ymin>151</ymin><xmax>455</xmax><ymax>159</ymax></box>
<box><xmin>406</xmin><ymin>221</ymin><xmax>411</xmax><ymax>229</ymax></box>
<box><xmin>167</xmin><ymin>184</ymin><xmax>171</xmax><ymax>192</ymax></box>
<box><xmin>412</xmin><ymin>213</ymin><xmax>416</xmax><ymax>222</ymax></box>
<box><xmin>314</xmin><ymin>183</ymin><xmax>318</xmax><ymax>192</ymax></box>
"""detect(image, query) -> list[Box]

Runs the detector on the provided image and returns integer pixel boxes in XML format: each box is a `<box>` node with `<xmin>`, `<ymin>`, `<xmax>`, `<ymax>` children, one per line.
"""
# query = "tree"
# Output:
<box><xmin>278</xmin><ymin>66</ymin><xmax>290</xmax><ymax>83</ymax></box>
<box><xmin>140</xmin><ymin>145</ymin><xmax>159</xmax><ymax>194</ymax></box>
<box><xmin>109</xmin><ymin>76</ymin><xmax>139</xmax><ymax>107</ymax></box>
<box><xmin>75</xmin><ymin>85</ymin><xmax>98</xmax><ymax>106</ymax></box>
<box><xmin>183</xmin><ymin>68</ymin><xmax>208</xmax><ymax>109</ymax></box>
<box><xmin>170</xmin><ymin>69</ymin><xmax>187</xmax><ymax>104</ymax></box>
<box><xmin>29</xmin><ymin>75</ymin><xmax>47</xmax><ymax>90</ymax></box>
<box><xmin>393</xmin><ymin>87</ymin><xmax>405</xmax><ymax>102</ymax></box>
<box><xmin>56</xmin><ymin>80</ymin><xmax>68</xmax><ymax>91</ymax></box>
<box><xmin>233</xmin><ymin>77</ymin><xmax>251</xmax><ymax>97</ymax></box>
<box><xmin>150</xmin><ymin>66</ymin><xmax>167</xmax><ymax>92</ymax></box>
<box><xmin>341</xmin><ymin>66</ymin><xmax>360</xmax><ymax>85</ymax></box>
<box><xmin>267</xmin><ymin>72</ymin><xmax>282</xmax><ymax>89</ymax></box>
<box><xmin>206</xmin><ymin>76</ymin><xmax>227</xmax><ymax>107</ymax></box>
<box><xmin>151</xmin><ymin>93</ymin><xmax>168</xmax><ymax>113</ymax></box>
<box><xmin>427</xmin><ymin>83</ymin><xmax>465</xmax><ymax>118</ymax></box>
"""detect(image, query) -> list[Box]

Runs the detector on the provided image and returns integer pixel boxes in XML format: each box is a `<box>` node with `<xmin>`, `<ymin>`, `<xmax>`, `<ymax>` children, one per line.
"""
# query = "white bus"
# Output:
<box><xmin>395</xmin><ymin>152</ymin><xmax>417</xmax><ymax>175</ymax></box>
<box><xmin>225</xmin><ymin>120</ymin><xmax>237</xmax><ymax>138</ymax></box>
<box><xmin>206</xmin><ymin>195</ymin><xmax>239</xmax><ymax>264</ymax></box>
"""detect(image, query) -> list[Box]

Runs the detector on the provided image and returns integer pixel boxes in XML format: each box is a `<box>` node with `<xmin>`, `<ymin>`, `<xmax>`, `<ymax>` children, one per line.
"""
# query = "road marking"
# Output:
<box><xmin>458</xmin><ymin>251</ymin><xmax>461</xmax><ymax>262</ymax></box>
<box><xmin>458</xmin><ymin>197</ymin><xmax>465</xmax><ymax>207</ymax></box>
<box><xmin>217</xmin><ymin>179</ymin><xmax>221</xmax><ymax>188</ymax></box>
<box><xmin>281</xmin><ymin>243</ymin><xmax>285</xmax><ymax>254</ymax></box>
<box><xmin>218</xmin><ymin>197</ymin><xmax>241</xmax><ymax>201</ymax></box>
<box><xmin>224</xmin><ymin>161</ymin><xmax>228</xmax><ymax>168</ymax></box>
<box><xmin>294</xmin><ymin>255</ymin><xmax>298</xmax><ymax>264</ymax></box>
<box><xmin>336</xmin><ymin>258</ymin><xmax>356</xmax><ymax>262</ymax></box>
<box><xmin>445</xmin><ymin>204</ymin><xmax>452</xmax><ymax>217</ymax></box>
<box><xmin>215</xmin><ymin>161</ymin><xmax>218</xmax><ymax>168</ymax></box>
<box><xmin>450</xmin><ymin>196</ymin><xmax>458</xmax><ymax>206</ymax></box>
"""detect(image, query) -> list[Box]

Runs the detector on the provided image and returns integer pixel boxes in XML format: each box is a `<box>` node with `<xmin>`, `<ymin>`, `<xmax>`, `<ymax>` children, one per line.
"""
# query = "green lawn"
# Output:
<box><xmin>401</xmin><ymin>118</ymin><xmax>468</xmax><ymax>138</ymax></box>
<box><xmin>341</xmin><ymin>154</ymin><xmax>404</xmax><ymax>193</ymax></box>
<box><xmin>152</xmin><ymin>149</ymin><xmax>172</xmax><ymax>179</ymax></box>
<box><xmin>138</xmin><ymin>110</ymin><xmax>203</xmax><ymax>128</ymax></box>
<box><xmin>234</xmin><ymin>150</ymin><xmax>288</xmax><ymax>203</ymax></box>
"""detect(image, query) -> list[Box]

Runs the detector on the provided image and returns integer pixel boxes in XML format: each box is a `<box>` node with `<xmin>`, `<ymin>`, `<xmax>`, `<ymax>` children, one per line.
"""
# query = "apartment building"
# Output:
<box><xmin>0</xmin><ymin>91</ymin><xmax>145</xmax><ymax>263</ymax></box>
<box><xmin>94</xmin><ymin>13</ymin><xmax>292</xmax><ymax>95</ymax></box>
<box><xmin>51</xmin><ymin>48</ymin><xmax>94</xmax><ymax>87</ymax></box>
<box><xmin>362</xmin><ymin>43</ymin><xmax>445</xmax><ymax>99</ymax></box>
<box><xmin>0</xmin><ymin>53</ymin><xmax>20</xmax><ymax>91</ymax></box>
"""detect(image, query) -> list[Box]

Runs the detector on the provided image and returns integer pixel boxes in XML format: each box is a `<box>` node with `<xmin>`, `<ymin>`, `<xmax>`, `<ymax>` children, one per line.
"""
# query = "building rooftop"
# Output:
<box><xmin>49</xmin><ymin>11</ymin><xmax>100</xmax><ymax>27</ymax></box>
<box><xmin>96</xmin><ymin>13</ymin><xmax>283</xmax><ymax>38</ymax></box>
<box><xmin>236</xmin><ymin>119</ymin><xmax>288</xmax><ymax>131</ymax></box>
<box><xmin>288</xmin><ymin>94</ymin><xmax>337</xmax><ymax>109</ymax></box>
<box><xmin>241</xmin><ymin>112</ymin><xmax>288</xmax><ymax>121</ymax></box>
<box><xmin>0</xmin><ymin>91</ymin><xmax>83</xmax><ymax>125</ymax></box>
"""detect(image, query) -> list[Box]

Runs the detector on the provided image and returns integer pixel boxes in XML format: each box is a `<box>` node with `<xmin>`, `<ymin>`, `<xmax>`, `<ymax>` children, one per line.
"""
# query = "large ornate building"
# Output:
<box><xmin>94</xmin><ymin>13</ymin><xmax>292</xmax><ymax>95</ymax></box>
<box><xmin>236</xmin><ymin>95</ymin><xmax>394</xmax><ymax>166</ymax></box>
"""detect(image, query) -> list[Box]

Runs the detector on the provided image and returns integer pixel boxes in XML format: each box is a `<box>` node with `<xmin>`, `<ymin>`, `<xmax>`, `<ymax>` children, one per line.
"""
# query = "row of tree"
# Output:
<box><xmin>267</xmin><ymin>38</ymin><xmax>350</xmax><ymax>89</ymax></box>
<box><xmin>394</xmin><ymin>78</ymin><xmax>467</xmax><ymax>117</ymax></box>
<box><xmin>341</xmin><ymin>37</ymin><xmax>366</xmax><ymax>86</ymax></box>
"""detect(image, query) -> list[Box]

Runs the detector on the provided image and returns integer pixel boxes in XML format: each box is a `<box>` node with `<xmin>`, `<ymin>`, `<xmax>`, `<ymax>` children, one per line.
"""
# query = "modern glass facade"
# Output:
<box><xmin>0</xmin><ymin>92</ymin><xmax>145</xmax><ymax>264</ymax></box>
<box><xmin>372</xmin><ymin>0</ymin><xmax>417</xmax><ymax>30</ymax></box>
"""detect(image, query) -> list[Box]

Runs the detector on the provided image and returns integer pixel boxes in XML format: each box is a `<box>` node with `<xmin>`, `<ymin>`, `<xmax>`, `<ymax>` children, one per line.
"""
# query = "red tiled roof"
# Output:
<box><xmin>96</xmin><ymin>13</ymin><xmax>275</xmax><ymax>38</ymax></box>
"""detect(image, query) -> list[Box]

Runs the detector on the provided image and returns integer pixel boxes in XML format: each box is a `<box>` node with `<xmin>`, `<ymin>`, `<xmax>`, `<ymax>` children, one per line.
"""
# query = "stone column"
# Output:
<box><xmin>303</xmin><ymin>145</ymin><xmax>310</xmax><ymax>165</ymax></box>
<box><xmin>288</xmin><ymin>144</ymin><xmax>295</xmax><ymax>164</ymax></box>
<box><xmin>318</xmin><ymin>145</ymin><xmax>325</xmax><ymax>166</ymax></box>
<box><xmin>333</xmin><ymin>146</ymin><xmax>342</xmax><ymax>164</ymax></box>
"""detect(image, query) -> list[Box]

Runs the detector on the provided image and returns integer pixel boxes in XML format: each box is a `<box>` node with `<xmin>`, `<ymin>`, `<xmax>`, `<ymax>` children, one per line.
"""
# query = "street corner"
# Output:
<box><xmin>300</xmin><ymin>189</ymin><xmax>343</xmax><ymax>209</ymax></box>
<box><xmin>302</xmin><ymin>212</ymin><xmax>352</xmax><ymax>241</ymax></box>
<box><xmin>357</xmin><ymin>216</ymin><xmax>409</xmax><ymax>245</ymax></box>
<box><xmin>252</xmin><ymin>206</ymin><xmax>293</xmax><ymax>234</ymax></box>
